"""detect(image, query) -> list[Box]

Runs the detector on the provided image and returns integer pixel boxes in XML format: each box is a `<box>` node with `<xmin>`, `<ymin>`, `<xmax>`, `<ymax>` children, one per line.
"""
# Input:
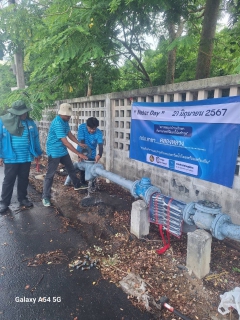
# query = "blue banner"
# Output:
<box><xmin>130</xmin><ymin>96</ymin><xmax>240</xmax><ymax>188</ymax></box>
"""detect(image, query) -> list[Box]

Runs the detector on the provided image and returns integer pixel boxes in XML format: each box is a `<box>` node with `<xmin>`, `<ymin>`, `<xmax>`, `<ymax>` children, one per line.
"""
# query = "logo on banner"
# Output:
<box><xmin>149</xmin><ymin>155</ymin><xmax>154</xmax><ymax>162</ymax></box>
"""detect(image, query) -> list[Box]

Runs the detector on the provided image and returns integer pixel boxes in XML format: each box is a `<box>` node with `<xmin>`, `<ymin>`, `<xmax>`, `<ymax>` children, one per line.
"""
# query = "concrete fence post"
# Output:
<box><xmin>230</xmin><ymin>86</ymin><xmax>239</xmax><ymax>96</ymax></box>
<box><xmin>198</xmin><ymin>90</ymin><xmax>208</xmax><ymax>100</ymax></box>
<box><xmin>186</xmin><ymin>91</ymin><xmax>193</xmax><ymax>101</ymax></box>
<box><xmin>130</xmin><ymin>200</ymin><xmax>150</xmax><ymax>238</ymax></box>
<box><xmin>186</xmin><ymin>229</ymin><xmax>212</xmax><ymax>279</ymax></box>
<box><xmin>105</xmin><ymin>95</ymin><xmax>113</xmax><ymax>173</ymax></box>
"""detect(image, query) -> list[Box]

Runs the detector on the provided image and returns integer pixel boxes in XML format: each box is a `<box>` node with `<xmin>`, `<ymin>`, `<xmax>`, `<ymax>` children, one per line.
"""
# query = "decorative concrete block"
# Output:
<box><xmin>130</xmin><ymin>200</ymin><xmax>149</xmax><ymax>239</ymax></box>
<box><xmin>186</xmin><ymin>229</ymin><xmax>212</xmax><ymax>279</ymax></box>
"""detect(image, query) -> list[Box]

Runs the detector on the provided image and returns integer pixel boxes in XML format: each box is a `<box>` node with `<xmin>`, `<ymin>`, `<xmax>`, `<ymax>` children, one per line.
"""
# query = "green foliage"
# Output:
<box><xmin>173</xmin><ymin>35</ymin><xmax>198</xmax><ymax>82</ymax></box>
<box><xmin>46</xmin><ymin>110</ymin><xmax>57</xmax><ymax>122</ymax></box>
<box><xmin>0</xmin><ymin>0</ymin><xmax>240</xmax><ymax>109</ymax></box>
<box><xmin>0</xmin><ymin>62</ymin><xmax>17</xmax><ymax>111</ymax></box>
<box><xmin>112</xmin><ymin>62</ymin><xmax>147</xmax><ymax>92</ymax></box>
<box><xmin>144</xmin><ymin>47</ymin><xmax>167</xmax><ymax>86</ymax></box>
<box><xmin>211</xmin><ymin>27</ymin><xmax>240</xmax><ymax>76</ymax></box>
<box><xmin>162</xmin><ymin>0</ymin><xmax>189</xmax><ymax>25</ymax></box>
<box><xmin>20</xmin><ymin>0</ymin><xmax>158</xmax><ymax>101</ymax></box>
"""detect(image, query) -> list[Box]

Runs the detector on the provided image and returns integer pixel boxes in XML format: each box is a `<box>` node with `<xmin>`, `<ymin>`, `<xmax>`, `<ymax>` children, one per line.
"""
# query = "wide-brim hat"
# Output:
<box><xmin>8</xmin><ymin>100</ymin><xmax>32</xmax><ymax>115</ymax></box>
<box><xmin>58</xmin><ymin>103</ymin><xmax>72</xmax><ymax>116</ymax></box>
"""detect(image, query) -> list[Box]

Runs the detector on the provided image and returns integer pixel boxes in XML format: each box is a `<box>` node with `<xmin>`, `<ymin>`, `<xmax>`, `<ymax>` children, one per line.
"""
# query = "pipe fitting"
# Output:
<box><xmin>193</xmin><ymin>211</ymin><xmax>215</xmax><ymax>230</ymax></box>
<box><xmin>182</xmin><ymin>200</ymin><xmax>222</xmax><ymax>228</ymax></box>
<box><xmin>182</xmin><ymin>202</ymin><xmax>195</xmax><ymax>226</ymax></box>
<box><xmin>133</xmin><ymin>177</ymin><xmax>161</xmax><ymax>203</ymax></box>
<box><xmin>135</xmin><ymin>177</ymin><xmax>151</xmax><ymax>198</ymax></box>
<box><xmin>90</xmin><ymin>163</ymin><xmax>104</xmax><ymax>179</ymax></box>
<box><xmin>143</xmin><ymin>186</ymin><xmax>161</xmax><ymax>204</ymax></box>
<box><xmin>130</xmin><ymin>180</ymin><xmax>140</xmax><ymax>198</ymax></box>
<box><xmin>211</xmin><ymin>213</ymin><xmax>231</xmax><ymax>240</ymax></box>
<box><xmin>77</xmin><ymin>161</ymin><xmax>104</xmax><ymax>181</ymax></box>
<box><xmin>195</xmin><ymin>200</ymin><xmax>222</xmax><ymax>215</ymax></box>
<box><xmin>192</xmin><ymin>201</ymin><xmax>221</xmax><ymax>230</ymax></box>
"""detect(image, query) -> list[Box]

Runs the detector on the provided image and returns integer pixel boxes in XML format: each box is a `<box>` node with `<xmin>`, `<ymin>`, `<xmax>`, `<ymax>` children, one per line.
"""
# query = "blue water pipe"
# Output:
<box><xmin>65</xmin><ymin>161</ymin><xmax>160</xmax><ymax>203</ymax></box>
<box><xmin>65</xmin><ymin>161</ymin><xmax>240</xmax><ymax>241</ymax></box>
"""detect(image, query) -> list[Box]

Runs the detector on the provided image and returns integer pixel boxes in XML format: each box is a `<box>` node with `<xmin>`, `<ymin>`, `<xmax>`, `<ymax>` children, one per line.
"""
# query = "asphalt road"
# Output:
<box><xmin>0</xmin><ymin>166</ymin><xmax>153</xmax><ymax>320</ymax></box>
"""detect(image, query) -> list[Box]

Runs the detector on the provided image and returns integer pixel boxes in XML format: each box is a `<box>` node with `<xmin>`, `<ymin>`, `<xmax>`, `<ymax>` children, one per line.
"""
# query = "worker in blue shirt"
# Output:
<box><xmin>64</xmin><ymin>117</ymin><xmax>103</xmax><ymax>187</ymax></box>
<box><xmin>0</xmin><ymin>100</ymin><xmax>42</xmax><ymax>214</ymax></box>
<box><xmin>77</xmin><ymin>117</ymin><xmax>103</xmax><ymax>161</ymax></box>
<box><xmin>78</xmin><ymin>117</ymin><xmax>103</xmax><ymax>186</ymax></box>
<box><xmin>42</xmin><ymin>103</ymin><xmax>88</xmax><ymax>207</ymax></box>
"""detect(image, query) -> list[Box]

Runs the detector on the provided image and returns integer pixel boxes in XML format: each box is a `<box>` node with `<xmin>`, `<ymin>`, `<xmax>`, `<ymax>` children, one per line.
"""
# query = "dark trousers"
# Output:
<box><xmin>42</xmin><ymin>154</ymin><xmax>80</xmax><ymax>200</ymax></box>
<box><xmin>1</xmin><ymin>162</ymin><xmax>31</xmax><ymax>206</ymax></box>
<box><xmin>80</xmin><ymin>170</ymin><xmax>86</xmax><ymax>183</ymax></box>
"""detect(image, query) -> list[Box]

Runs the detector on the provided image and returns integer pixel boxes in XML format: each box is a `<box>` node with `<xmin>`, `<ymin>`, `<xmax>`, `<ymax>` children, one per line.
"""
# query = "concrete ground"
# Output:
<box><xmin>0</xmin><ymin>166</ymin><xmax>153</xmax><ymax>320</ymax></box>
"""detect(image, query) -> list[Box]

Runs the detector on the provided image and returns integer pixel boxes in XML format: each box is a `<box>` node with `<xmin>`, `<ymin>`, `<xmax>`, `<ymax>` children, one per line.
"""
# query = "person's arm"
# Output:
<box><xmin>68</xmin><ymin>131</ymin><xmax>87</xmax><ymax>149</ymax></box>
<box><xmin>0</xmin><ymin>121</ymin><xmax>3</xmax><ymax>166</ymax></box>
<box><xmin>61</xmin><ymin>137</ymin><xmax>88</xmax><ymax>160</ymax></box>
<box><xmin>77</xmin><ymin>124</ymin><xmax>88</xmax><ymax>148</ymax></box>
<box><xmin>95</xmin><ymin>130</ymin><xmax>103</xmax><ymax>163</ymax></box>
<box><xmin>32</xmin><ymin>121</ymin><xmax>43</xmax><ymax>157</ymax></box>
<box><xmin>95</xmin><ymin>143</ymin><xmax>103</xmax><ymax>163</ymax></box>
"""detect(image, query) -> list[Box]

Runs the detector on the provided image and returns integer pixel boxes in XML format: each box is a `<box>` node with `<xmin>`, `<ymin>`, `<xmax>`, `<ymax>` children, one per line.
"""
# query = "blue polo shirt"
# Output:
<box><xmin>5</xmin><ymin>121</ymin><xmax>33</xmax><ymax>163</ymax></box>
<box><xmin>77</xmin><ymin>123</ymin><xmax>103</xmax><ymax>159</ymax></box>
<box><xmin>46</xmin><ymin>115</ymin><xmax>70</xmax><ymax>158</ymax></box>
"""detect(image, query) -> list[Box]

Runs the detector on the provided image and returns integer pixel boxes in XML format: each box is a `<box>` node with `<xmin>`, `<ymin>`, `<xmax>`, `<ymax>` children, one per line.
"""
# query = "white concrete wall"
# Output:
<box><xmin>39</xmin><ymin>75</ymin><xmax>240</xmax><ymax>223</ymax></box>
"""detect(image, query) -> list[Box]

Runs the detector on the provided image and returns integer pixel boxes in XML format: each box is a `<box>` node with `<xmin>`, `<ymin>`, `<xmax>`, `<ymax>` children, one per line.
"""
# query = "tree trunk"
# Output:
<box><xmin>8</xmin><ymin>0</ymin><xmax>25</xmax><ymax>89</ymax></box>
<box><xmin>165</xmin><ymin>21</ymin><xmax>184</xmax><ymax>85</ymax></box>
<box><xmin>195</xmin><ymin>0</ymin><xmax>221</xmax><ymax>79</ymax></box>
<box><xmin>14</xmin><ymin>48</ymin><xmax>25</xmax><ymax>89</ymax></box>
<box><xmin>87</xmin><ymin>73</ymin><xmax>92</xmax><ymax>96</ymax></box>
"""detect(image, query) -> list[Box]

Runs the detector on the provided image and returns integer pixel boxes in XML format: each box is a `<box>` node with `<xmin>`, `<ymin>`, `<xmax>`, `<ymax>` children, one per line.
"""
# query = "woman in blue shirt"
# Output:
<box><xmin>0</xmin><ymin>100</ymin><xmax>42</xmax><ymax>214</ymax></box>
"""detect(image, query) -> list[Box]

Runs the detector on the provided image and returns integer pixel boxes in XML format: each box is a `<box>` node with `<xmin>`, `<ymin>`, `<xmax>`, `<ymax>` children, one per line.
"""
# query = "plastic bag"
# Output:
<box><xmin>218</xmin><ymin>287</ymin><xmax>240</xmax><ymax>319</ymax></box>
<box><xmin>119</xmin><ymin>273</ymin><xmax>150</xmax><ymax>310</ymax></box>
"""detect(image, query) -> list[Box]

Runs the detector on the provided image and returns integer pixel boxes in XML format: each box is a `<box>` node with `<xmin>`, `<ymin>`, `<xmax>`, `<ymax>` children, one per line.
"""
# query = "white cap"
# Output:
<box><xmin>58</xmin><ymin>103</ymin><xmax>72</xmax><ymax>116</ymax></box>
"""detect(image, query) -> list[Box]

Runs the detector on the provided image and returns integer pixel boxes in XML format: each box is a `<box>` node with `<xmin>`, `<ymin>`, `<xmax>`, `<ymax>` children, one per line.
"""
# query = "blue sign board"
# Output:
<box><xmin>130</xmin><ymin>96</ymin><xmax>240</xmax><ymax>188</ymax></box>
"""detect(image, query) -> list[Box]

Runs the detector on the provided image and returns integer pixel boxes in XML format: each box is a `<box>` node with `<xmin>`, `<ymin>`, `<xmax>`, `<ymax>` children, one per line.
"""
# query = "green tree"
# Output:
<box><xmin>0</xmin><ymin>62</ymin><xmax>16</xmax><ymax>112</ymax></box>
<box><xmin>0</xmin><ymin>0</ymin><xmax>239</xmax><ymax>108</ymax></box>
<box><xmin>25</xmin><ymin>0</ymin><xmax>156</xmax><ymax>95</ymax></box>
<box><xmin>195</xmin><ymin>0</ymin><xmax>221</xmax><ymax>79</ymax></box>
<box><xmin>210</xmin><ymin>27</ymin><xmax>240</xmax><ymax>76</ymax></box>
